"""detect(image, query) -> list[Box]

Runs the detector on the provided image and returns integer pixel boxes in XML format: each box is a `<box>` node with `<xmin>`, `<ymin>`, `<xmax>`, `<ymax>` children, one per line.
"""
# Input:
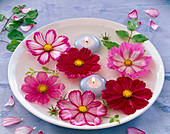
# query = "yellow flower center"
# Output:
<box><xmin>74</xmin><ymin>59</ymin><xmax>84</xmax><ymax>67</ymax></box>
<box><xmin>123</xmin><ymin>89</ymin><xmax>132</xmax><ymax>98</ymax></box>
<box><xmin>43</xmin><ymin>44</ymin><xmax>53</xmax><ymax>52</ymax></box>
<box><xmin>124</xmin><ymin>59</ymin><xmax>132</xmax><ymax>66</ymax></box>
<box><xmin>78</xmin><ymin>105</ymin><xmax>87</xmax><ymax>113</ymax></box>
<box><xmin>37</xmin><ymin>84</ymin><xmax>48</xmax><ymax>93</ymax></box>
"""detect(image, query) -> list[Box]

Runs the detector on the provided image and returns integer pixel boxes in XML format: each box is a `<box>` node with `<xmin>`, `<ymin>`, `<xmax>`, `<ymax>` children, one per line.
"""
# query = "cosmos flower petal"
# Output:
<box><xmin>19</xmin><ymin>6</ymin><xmax>31</xmax><ymax>14</ymax></box>
<box><xmin>128</xmin><ymin>9</ymin><xmax>138</xmax><ymax>19</ymax></box>
<box><xmin>48</xmin><ymin>83</ymin><xmax>65</xmax><ymax>91</ymax></box>
<box><xmin>25</xmin><ymin>92</ymin><xmax>41</xmax><ymax>103</ymax></box>
<box><xmin>144</xmin><ymin>8</ymin><xmax>159</xmax><ymax>17</ymax></box>
<box><xmin>57</xmin><ymin>99</ymin><xmax>77</xmax><ymax>110</ymax></box>
<box><xmin>50</xmin><ymin>50</ymin><xmax>62</xmax><ymax>61</ymax></box>
<box><xmin>127</xmin><ymin>127</ymin><xmax>146</xmax><ymax>134</ymax></box>
<box><xmin>70</xmin><ymin>113</ymin><xmax>86</xmax><ymax>126</ymax></box>
<box><xmin>88</xmin><ymin>104</ymin><xmax>107</xmax><ymax>116</ymax></box>
<box><xmin>52</xmin><ymin>35</ymin><xmax>69</xmax><ymax>47</ymax></box>
<box><xmin>37</xmin><ymin>93</ymin><xmax>50</xmax><ymax>105</ymax></box>
<box><xmin>84</xmin><ymin>113</ymin><xmax>101</xmax><ymax>126</ymax></box>
<box><xmin>28</xmin><ymin>49</ymin><xmax>44</xmax><ymax>56</ymax></box>
<box><xmin>82</xmin><ymin>91</ymin><xmax>95</xmax><ymax>106</ymax></box>
<box><xmin>53</xmin><ymin>43</ymin><xmax>71</xmax><ymax>52</ymax></box>
<box><xmin>68</xmin><ymin>90</ymin><xmax>82</xmax><ymax>107</ymax></box>
<box><xmin>86</xmin><ymin>101</ymin><xmax>101</xmax><ymax>109</ymax></box>
<box><xmin>36</xmin><ymin>72</ymin><xmax>48</xmax><ymax>84</ymax></box>
<box><xmin>45</xmin><ymin>75</ymin><xmax>58</xmax><ymax>86</ymax></box>
<box><xmin>13</xmin><ymin>16</ymin><xmax>23</xmax><ymax>21</ymax></box>
<box><xmin>137</xmin><ymin>22</ymin><xmax>141</xmax><ymax>28</ymax></box>
<box><xmin>2</xmin><ymin>117</ymin><xmax>23</xmax><ymax>127</ymax></box>
<box><xmin>37</xmin><ymin>52</ymin><xmax>50</xmax><ymax>65</ymax></box>
<box><xmin>45</xmin><ymin>29</ymin><xmax>56</xmax><ymax>44</ymax></box>
<box><xmin>34</xmin><ymin>32</ymin><xmax>46</xmax><ymax>45</ymax></box>
<box><xmin>24</xmin><ymin>75</ymin><xmax>39</xmax><ymax>87</ymax></box>
<box><xmin>21</xmin><ymin>24</ymin><xmax>34</xmax><ymax>32</ymax></box>
<box><xmin>26</xmin><ymin>40</ymin><xmax>43</xmax><ymax>50</ymax></box>
<box><xmin>47</xmin><ymin>89</ymin><xmax>62</xmax><ymax>99</ymax></box>
<box><xmin>4</xmin><ymin>96</ymin><xmax>15</xmax><ymax>107</ymax></box>
<box><xmin>59</xmin><ymin>109</ymin><xmax>79</xmax><ymax>120</ymax></box>
<box><xmin>15</xmin><ymin>126</ymin><xmax>35</xmax><ymax>134</ymax></box>
<box><xmin>150</xmin><ymin>19</ymin><xmax>160</xmax><ymax>30</ymax></box>
<box><xmin>38</xmin><ymin>130</ymin><xmax>43</xmax><ymax>134</ymax></box>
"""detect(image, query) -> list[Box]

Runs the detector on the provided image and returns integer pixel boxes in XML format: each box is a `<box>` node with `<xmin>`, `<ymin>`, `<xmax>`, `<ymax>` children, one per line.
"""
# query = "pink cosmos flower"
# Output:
<box><xmin>57</xmin><ymin>90</ymin><xmax>107</xmax><ymax>126</ymax></box>
<box><xmin>26</xmin><ymin>29</ymin><xmax>70</xmax><ymax>65</ymax></box>
<box><xmin>21</xmin><ymin>72</ymin><xmax>65</xmax><ymax>104</ymax></box>
<box><xmin>107</xmin><ymin>42</ymin><xmax>151</xmax><ymax>78</ymax></box>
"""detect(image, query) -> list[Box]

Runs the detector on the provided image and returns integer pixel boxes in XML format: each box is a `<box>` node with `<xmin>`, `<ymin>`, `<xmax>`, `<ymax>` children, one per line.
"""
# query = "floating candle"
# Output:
<box><xmin>74</xmin><ymin>35</ymin><xmax>101</xmax><ymax>53</ymax></box>
<box><xmin>79</xmin><ymin>75</ymin><xmax>106</xmax><ymax>97</ymax></box>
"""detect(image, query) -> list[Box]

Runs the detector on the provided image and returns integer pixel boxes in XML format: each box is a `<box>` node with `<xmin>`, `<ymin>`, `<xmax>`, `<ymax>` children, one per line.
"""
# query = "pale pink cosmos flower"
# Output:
<box><xmin>107</xmin><ymin>42</ymin><xmax>151</xmax><ymax>78</ymax></box>
<box><xmin>57</xmin><ymin>90</ymin><xmax>107</xmax><ymax>126</ymax></box>
<box><xmin>26</xmin><ymin>29</ymin><xmax>70</xmax><ymax>65</ymax></box>
<box><xmin>21</xmin><ymin>72</ymin><xmax>65</xmax><ymax>105</ymax></box>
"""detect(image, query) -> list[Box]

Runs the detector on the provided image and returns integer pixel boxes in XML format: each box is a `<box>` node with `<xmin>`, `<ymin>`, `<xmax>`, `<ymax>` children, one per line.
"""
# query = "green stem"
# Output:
<box><xmin>0</xmin><ymin>40</ymin><xmax>10</xmax><ymax>44</ymax></box>
<box><xmin>128</xmin><ymin>31</ymin><xmax>133</xmax><ymax>42</ymax></box>
<box><xmin>0</xmin><ymin>12</ymin><xmax>15</xmax><ymax>34</ymax></box>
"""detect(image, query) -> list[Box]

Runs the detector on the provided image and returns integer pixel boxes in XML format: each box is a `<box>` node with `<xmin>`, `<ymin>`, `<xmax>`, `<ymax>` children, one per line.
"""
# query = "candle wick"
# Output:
<box><xmin>86</xmin><ymin>40</ymin><xmax>88</xmax><ymax>43</ymax></box>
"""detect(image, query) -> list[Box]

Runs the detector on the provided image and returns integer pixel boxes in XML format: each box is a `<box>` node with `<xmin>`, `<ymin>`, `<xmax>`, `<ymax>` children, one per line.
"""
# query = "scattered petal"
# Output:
<box><xmin>144</xmin><ymin>8</ymin><xmax>159</xmax><ymax>18</ymax></box>
<box><xmin>13</xmin><ymin>16</ymin><xmax>23</xmax><ymax>21</ymax></box>
<box><xmin>19</xmin><ymin>7</ymin><xmax>31</xmax><ymax>14</ymax></box>
<box><xmin>15</xmin><ymin>126</ymin><xmax>36</xmax><ymax>134</ymax></box>
<box><xmin>127</xmin><ymin>127</ymin><xmax>146</xmax><ymax>134</ymax></box>
<box><xmin>4</xmin><ymin>96</ymin><xmax>15</xmax><ymax>107</ymax></box>
<box><xmin>38</xmin><ymin>130</ymin><xmax>43</xmax><ymax>134</ymax></box>
<box><xmin>150</xmin><ymin>19</ymin><xmax>160</xmax><ymax>30</ymax></box>
<box><xmin>2</xmin><ymin>117</ymin><xmax>23</xmax><ymax>127</ymax></box>
<box><xmin>21</xmin><ymin>24</ymin><xmax>34</xmax><ymax>32</ymax></box>
<box><xmin>128</xmin><ymin>9</ymin><xmax>138</xmax><ymax>19</ymax></box>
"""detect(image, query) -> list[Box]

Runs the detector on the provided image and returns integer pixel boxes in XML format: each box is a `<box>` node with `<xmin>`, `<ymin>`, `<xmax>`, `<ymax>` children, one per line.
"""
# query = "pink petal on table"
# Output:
<box><xmin>38</xmin><ymin>130</ymin><xmax>43</xmax><ymax>134</ymax></box>
<box><xmin>127</xmin><ymin>127</ymin><xmax>146</xmax><ymax>134</ymax></box>
<box><xmin>21</xmin><ymin>24</ymin><xmax>34</xmax><ymax>32</ymax></box>
<box><xmin>138</xmin><ymin>22</ymin><xmax>141</xmax><ymax>27</ymax></box>
<box><xmin>2</xmin><ymin>117</ymin><xmax>23</xmax><ymax>127</ymax></box>
<box><xmin>144</xmin><ymin>8</ymin><xmax>159</xmax><ymax>17</ymax></box>
<box><xmin>19</xmin><ymin>7</ymin><xmax>31</xmax><ymax>14</ymax></box>
<box><xmin>4</xmin><ymin>96</ymin><xmax>15</xmax><ymax>107</ymax></box>
<box><xmin>15</xmin><ymin>126</ymin><xmax>36</xmax><ymax>134</ymax></box>
<box><xmin>13</xmin><ymin>16</ymin><xmax>23</xmax><ymax>21</ymax></box>
<box><xmin>128</xmin><ymin>9</ymin><xmax>138</xmax><ymax>19</ymax></box>
<box><xmin>150</xmin><ymin>19</ymin><xmax>160</xmax><ymax>30</ymax></box>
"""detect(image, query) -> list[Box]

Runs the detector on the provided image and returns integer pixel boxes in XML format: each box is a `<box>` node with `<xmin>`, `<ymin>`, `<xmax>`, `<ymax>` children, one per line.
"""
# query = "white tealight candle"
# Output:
<box><xmin>74</xmin><ymin>35</ymin><xmax>101</xmax><ymax>53</ymax></box>
<box><xmin>79</xmin><ymin>75</ymin><xmax>106</xmax><ymax>97</ymax></box>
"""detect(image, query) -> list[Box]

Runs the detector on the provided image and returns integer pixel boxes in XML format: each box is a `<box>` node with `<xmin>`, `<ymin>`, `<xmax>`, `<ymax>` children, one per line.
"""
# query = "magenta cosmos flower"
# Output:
<box><xmin>56</xmin><ymin>47</ymin><xmax>101</xmax><ymax>78</ymax></box>
<box><xmin>57</xmin><ymin>90</ymin><xmax>107</xmax><ymax>126</ymax></box>
<box><xmin>21</xmin><ymin>72</ymin><xmax>65</xmax><ymax>104</ymax></box>
<box><xmin>107</xmin><ymin>42</ymin><xmax>151</xmax><ymax>78</ymax></box>
<box><xmin>26</xmin><ymin>29</ymin><xmax>70</xmax><ymax>65</ymax></box>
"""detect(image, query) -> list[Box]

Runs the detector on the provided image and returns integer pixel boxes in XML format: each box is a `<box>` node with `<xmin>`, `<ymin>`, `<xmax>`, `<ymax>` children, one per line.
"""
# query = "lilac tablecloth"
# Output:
<box><xmin>0</xmin><ymin>0</ymin><xmax>170</xmax><ymax>133</ymax></box>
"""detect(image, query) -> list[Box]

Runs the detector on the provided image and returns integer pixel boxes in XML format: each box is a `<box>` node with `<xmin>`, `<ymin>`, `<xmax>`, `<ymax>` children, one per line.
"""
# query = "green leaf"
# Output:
<box><xmin>12</xmin><ymin>5</ymin><xmax>26</xmax><ymax>14</ymax></box>
<box><xmin>42</xmin><ymin>67</ymin><xmax>49</xmax><ymax>71</ymax></box>
<box><xmin>115</xmin><ymin>119</ymin><xmax>120</xmax><ymax>124</ymax></box>
<box><xmin>114</xmin><ymin>114</ymin><xmax>119</xmax><ymax>118</ymax></box>
<box><xmin>25</xmin><ymin>18</ymin><xmax>37</xmax><ymax>25</ymax></box>
<box><xmin>29</xmin><ymin>68</ymin><xmax>34</xmax><ymax>71</ymax></box>
<box><xmin>25</xmin><ymin>71</ymin><xmax>31</xmax><ymax>75</ymax></box>
<box><xmin>0</xmin><ymin>14</ymin><xmax>5</xmax><ymax>21</ymax></box>
<box><xmin>116</xmin><ymin>30</ymin><xmax>129</xmax><ymax>38</ymax></box>
<box><xmin>131</xmin><ymin>34</ymin><xmax>149</xmax><ymax>42</ymax></box>
<box><xmin>101</xmin><ymin>40</ymin><xmax>119</xmax><ymax>49</ymax></box>
<box><xmin>53</xmin><ymin>71</ymin><xmax>58</xmax><ymax>77</ymax></box>
<box><xmin>127</xmin><ymin>18</ymin><xmax>139</xmax><ymax>31</ymax></box>
<box><xmin>6</xmin><ymin>39</ymin><xmax>20</xmax><ymax>52</ymax></box>
<box><xmin>25</xmin><ymin>9</ymin><xmax>38</xmax><ymax>20</ymax></box>
<box><xmin>8</xmin><ymin>29</ymin><xmax>25</xmax><ymax>40</ymax></box>
<box><xmin>109</xmin><ymin>117</ymin><xmax>114</xmax><ymax>123</ymax></box>
<box><xmin>7</xmin><ymin>18</ymin><xmax>24</xmax><ymax>30</ymax></box>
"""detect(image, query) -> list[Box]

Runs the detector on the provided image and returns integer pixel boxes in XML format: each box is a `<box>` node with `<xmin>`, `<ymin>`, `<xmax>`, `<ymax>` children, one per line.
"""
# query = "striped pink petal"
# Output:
<box><xmin>4</xmin><ymin>96</ymin><xmax>15</xmax><ymax>107</ymax></box>
<box><xmin>128</xmin><ymin>9</ymin><xmax>138</xmax><ymax>19</ymax></box>
<box><xmin>21</xmin><ymin>24</ymin><xmax>34</xmax><ymax>32</ymax></box>
<box><xmin>38</xmin><ymin>130</ymin><xmax>43</xmax><ymax>134</ymax></box>
<box><xmin>15</xmin><ymin>126</ymin><xmax>36</xmax><ymax>134</ymax></box>
<box><xmin>144</xmin><ymin>8</ymin><xmax>159</xmax><ymax>18</ymax></box>
<box><xmin>150</xmin><ymin>19</ymin><xmax>160</xmax><ymax>30</ymax></box>
<box><xmin>19</xmin><ymin>7</ymin><xmax>31</xmax><ymax>14</ymax></box>
<box><xmin>127</xmin><ymin>127</ymin><xmax>146</xmax><ymax>134</ymax></box>
<box><xmin>45</xmin><ymin>29</ymin><xmax>56</xmax><ymax>44</ymax></box>
<box><xmin>13</xmin><ymin>16</ymin><xmax>23</xmax><ymax>21</ymax></box>
<box><xmin>2</xmin><ymin>117</ymin><xmax>23</xmax><ymax>127</ymax></box>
